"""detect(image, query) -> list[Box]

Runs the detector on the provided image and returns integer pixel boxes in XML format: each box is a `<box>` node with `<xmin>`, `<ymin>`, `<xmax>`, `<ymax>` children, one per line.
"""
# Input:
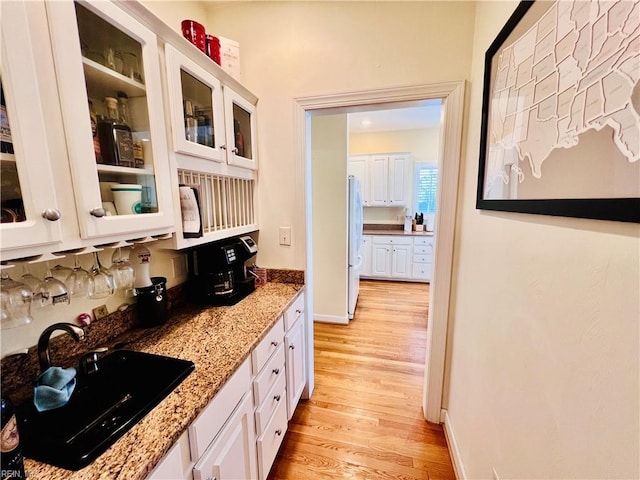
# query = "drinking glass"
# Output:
<box><xmin>19</xmin><ymin>264</ymin><xmax>46</xmax><ymax>308</ymax></box>
<box><xmin>50</xmin><ymin>263</ymin><xmax>73</xmax><ymax>290</ymax></box>
<box><xmin>88</xmin><ymin>252</ymin><xmax>114</xmax><ymax>299</ymax></box>
<box><xmin>111</xmin><ymin>247</ymin><xmax>135</xmax><ymax>298</ymax></box>
<box><xmin>0</xmin><ymin>271</ymin><xmax>33</xmax><ymax>328</ymax></box>
<box><xmin>43</xmin><ymin>262</ymin><xmax>70</xmax><ymax>306</ymax></box>
<box><xmin>66</xmin><ymin>255</ymin><xmax>91</xmax><ymax>298</ymax></box>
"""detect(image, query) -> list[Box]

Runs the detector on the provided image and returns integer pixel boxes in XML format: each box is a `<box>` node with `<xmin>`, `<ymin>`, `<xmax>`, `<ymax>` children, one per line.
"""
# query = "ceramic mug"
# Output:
<box><xmin>111</xmin><ymin>184</ymin><xmax>142</xmax><ymax>215</ymax></box>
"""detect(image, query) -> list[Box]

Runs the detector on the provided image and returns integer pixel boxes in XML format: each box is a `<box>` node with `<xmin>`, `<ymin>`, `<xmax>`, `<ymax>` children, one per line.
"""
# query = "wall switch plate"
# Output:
<box><xmin>279</xmin><ymin>227</ymin><xmax>292</xmax><ymax>246</ymax></box>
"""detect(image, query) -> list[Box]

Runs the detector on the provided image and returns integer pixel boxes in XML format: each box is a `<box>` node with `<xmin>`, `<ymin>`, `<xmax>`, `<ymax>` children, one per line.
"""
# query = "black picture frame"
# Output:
<box><xmin>476</xmin><ymin>0</ymin><xmax>640</xmax><ymax>223</ymax></box>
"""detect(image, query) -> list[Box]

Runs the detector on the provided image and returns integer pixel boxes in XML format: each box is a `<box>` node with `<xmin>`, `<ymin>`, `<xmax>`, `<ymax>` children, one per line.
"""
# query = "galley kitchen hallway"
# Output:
<box><xmin>268</xmin><ymin>280</ymin><xmax>455</xmax><ymax>479</ymax></box>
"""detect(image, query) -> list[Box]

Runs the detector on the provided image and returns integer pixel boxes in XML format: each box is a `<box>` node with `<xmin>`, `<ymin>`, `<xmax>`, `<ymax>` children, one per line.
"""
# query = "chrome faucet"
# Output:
<box><xmin>37</xmin><ymin>322</ymin><xmax>85</xmax><ymax>372</ymax></box>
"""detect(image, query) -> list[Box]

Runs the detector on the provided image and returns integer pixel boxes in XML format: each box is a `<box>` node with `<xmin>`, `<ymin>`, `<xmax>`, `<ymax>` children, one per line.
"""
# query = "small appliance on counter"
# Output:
<box><xmin>187</xmin><ymin>235</ymin><xmax>258</xmax><ymax>305</ymax></box>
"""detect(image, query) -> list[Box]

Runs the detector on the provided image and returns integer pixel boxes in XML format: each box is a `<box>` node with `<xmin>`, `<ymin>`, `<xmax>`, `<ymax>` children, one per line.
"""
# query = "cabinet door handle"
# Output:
<box><xmin>219</xmin><ymin>144</ymin><xmax>226</xmax><ymax>150</ymax></box>
<box><xmin>295</xmin><ymin>309</ymin><xmax>302</xmax><ymax>315</ymax></box>
<box><xmin>275</xmin><ymin>429</ymin><xmax>283</xmax><ymax>436</ymax></box>
<box><xmin>232</xmin><ymin>147</ymin><xmax>239</xmax><ymax>154</ymax></box>
<box><xmin>272</xmin><ymin>368</ymin><xmax>280</xmax><ymax>375</ymax></box>
<box><xmin>274</xmin><ymin>394</ymin><xmax>281</xmax><ymax>401</ymax></box>
<box><xmin>289</xmin><ymin>344</ymin><xmax>295</xmax><ymax>350</ymax></box>
<box><xmin>270</xmin><ymin>341</ymin><xmax>278</xmax><ymax>347</ymax></box>
<box><xmin>89</xmin><ymin>207</ymin><xmax>106</xmax><ymax>218</ymax></box>
<box><xmin>42</xmin><ymin>208</ymin><xmax>62</xmax><ymax>221</ymax></box>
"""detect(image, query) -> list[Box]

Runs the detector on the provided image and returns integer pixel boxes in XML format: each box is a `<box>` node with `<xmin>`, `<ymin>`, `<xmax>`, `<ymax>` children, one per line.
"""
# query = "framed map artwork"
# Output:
<box><xmin>476</xmin><ymin>0</ymin><xmax>640</xmax><ymax>223</ymax></box>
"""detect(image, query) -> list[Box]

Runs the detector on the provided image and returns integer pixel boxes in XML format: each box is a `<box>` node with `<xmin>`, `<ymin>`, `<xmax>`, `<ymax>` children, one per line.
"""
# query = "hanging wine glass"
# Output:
<box><xmin>66</xmin><ymin>254</ymin><xmax>92</xmax><ymax>298</ymax></box>
<box><xmin>111</xmin><ymin>247</ymin><xmax>135</xmax><ymax>298</ymax></box>
<box><xmin>19</xmin><ymin>264</ymin><xmax>46</xmax><ymax>308</ymax></box>
<box><xmin>88</xmin><ymin>252</ymin><xmax>114</xmax><ymax>299</ymax></box>
<box><xmin>42</xmin><ymin>261</ymin><xmax>70</xmax><ymax>306</ymax></box>
<box><xmin>50</xmin><ymin>263</ymin><xmax>73</xmax><ymax>290</ymax></box>
<box><xmin>0</xmin><ymin>270</ymin><xmax>33</xmax><ymax>328</ymax></box>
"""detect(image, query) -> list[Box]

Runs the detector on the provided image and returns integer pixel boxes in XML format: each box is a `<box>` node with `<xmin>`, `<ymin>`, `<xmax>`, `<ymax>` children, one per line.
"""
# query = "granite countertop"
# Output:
<box><xmin>23</xmin><ymin>282</ymin><xmax>303</xmax><ymax>480</ymax></box>
<box><xmin>363</xmin><ymin>229</ymin><xmax>434</xmax><ymax>237</ymax></box>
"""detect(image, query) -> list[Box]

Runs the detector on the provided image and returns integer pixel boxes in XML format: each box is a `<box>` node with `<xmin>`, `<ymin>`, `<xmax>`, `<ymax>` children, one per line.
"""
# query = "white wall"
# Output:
<box><xmin>445</xmin><ymin>2</ymin><xmax>640</xmax><ymax>479</ymax></box>
<box><xmin>311</xmin><ymin>114</ymin><xmax>348</xmax><ymax>322</ymax></box>
<box><xmin>204</xmin><ymin>1</ymin><xmax>476</xmax><ymax>270</ymax></box>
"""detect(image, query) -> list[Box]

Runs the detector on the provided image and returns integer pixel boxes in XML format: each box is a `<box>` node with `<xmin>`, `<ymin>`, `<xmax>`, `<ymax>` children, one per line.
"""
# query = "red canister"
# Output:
<box><xmin>181</xmin><ymin>20</ymin><xmax>206</xmax><ymax>53</ymax></box>
<box><xmin>205</xmin><ymin>35</ymin><xmax>221</xmax><ymax>65</ymax></box>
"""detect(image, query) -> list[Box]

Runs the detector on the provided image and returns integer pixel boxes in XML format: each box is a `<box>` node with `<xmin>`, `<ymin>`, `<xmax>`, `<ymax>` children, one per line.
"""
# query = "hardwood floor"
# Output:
<box><xmin>268</xmin><ymin>280</ymin><xmax>455</xmax><ymax>480</ymax></box>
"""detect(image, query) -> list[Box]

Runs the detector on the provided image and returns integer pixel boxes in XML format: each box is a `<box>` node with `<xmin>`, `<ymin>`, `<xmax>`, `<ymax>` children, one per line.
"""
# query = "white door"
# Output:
<box><xmin>285</xmin><ymin>317</ymin><xmax>306</xmax><ymax>419</ymax></box>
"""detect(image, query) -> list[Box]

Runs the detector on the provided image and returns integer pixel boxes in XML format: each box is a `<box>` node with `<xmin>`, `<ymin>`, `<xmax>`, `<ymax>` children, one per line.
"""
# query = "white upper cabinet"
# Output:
<box><xmin>347</xmin><ymin>156</ymin><xmax>370</xmax><ymax>206</ymax></box>
<box><xmin>45</xmin><ymin>0</ymin><xmax>174</xmax><ymax>239</ymax></box>
<box><xmin>223</xmin><ymin>87</ymin><xmax>258</xmax><ymax>171</ymax></box>
<box><xmin>165</xmin><ymin>44</ymin><xmax>227</xmax><ymax>166</ymax></box>
<box><xmin>0</xmin><ymin>2</ymin><xmax>64</xmax><ymax>257</ymax></box>
<box><xmin>350</xmin><ymin>153</ymin><xmax>412</xmax><ymax>207</ymax></box>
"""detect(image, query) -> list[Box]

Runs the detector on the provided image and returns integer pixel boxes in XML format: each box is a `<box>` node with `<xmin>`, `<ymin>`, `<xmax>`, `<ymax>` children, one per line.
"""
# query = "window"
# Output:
<box><xmin>413</xmin><ymin>162</ymin><xmax>438</xmax><ymax>214</ymax></box>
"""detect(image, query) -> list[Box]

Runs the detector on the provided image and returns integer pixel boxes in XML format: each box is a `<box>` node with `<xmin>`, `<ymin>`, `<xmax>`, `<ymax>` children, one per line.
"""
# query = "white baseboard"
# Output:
<box><xmin>442</xmin><ymin>409</ymin><xmax>466</xmax><ymax>480</ymax></box>
<box><xmin>314</xmin><ymin>314</ymin><xmax>349</xmax><ymax>325</ymax></box>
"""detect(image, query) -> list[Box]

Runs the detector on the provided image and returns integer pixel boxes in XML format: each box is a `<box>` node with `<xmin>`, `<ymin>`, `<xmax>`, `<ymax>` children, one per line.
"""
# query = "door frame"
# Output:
<box><xmin>294</xmin><ymin>81</ymin><xmax>466</xmax><ymax>423</ymax></box>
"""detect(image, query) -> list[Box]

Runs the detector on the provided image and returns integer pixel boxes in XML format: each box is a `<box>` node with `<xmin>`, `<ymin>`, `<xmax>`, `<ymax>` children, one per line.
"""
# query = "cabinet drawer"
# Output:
<box><xmin>412</xmin><ymin>263</ymin><xmax>432</xmax><ymax>279</ymax></box>
<box><xmin>188</xmin><ymin>357</ymin><xmax>252</xmax><ymax>460</ymax></box>
<box><xmin>256</xmin><ymin>397</ymin><xmax>288</xmax><ymax>480</ymax></box>
<box><xmin>372</xmin><ymin>235</ymin><xmax>412</xmax><ymax>245</ymax></box>
<box><xmin>254</xmin><ymin>371</ymin><xmax>286</xmax><ymax>436</ymax></box>
<box><xmin>413</xmin><ymin>245</ymin><xmax>431</xmax><ymax>255</ymax></box>
<box><xmin>413</xmin><ymin>254</ymin><xmax>430</xmax><ymax>264</ymax></box>
<box><xmin>253</xmin><ymin>344</ymin><xmax>285</xmax><ymax>406</ymax></box>
<box><xmin>413</xmin><ymin>236</ymin><xmax>433</xmax><ymax>246</ymax></box>
<box><xmin>284</xmin><ymin>292</ymin><xmax>304</xmax><ymax>331</ymax></box>
<box><xmin>252</xmin><ymin>316</ymin><xmax>284</xmax><ymax>375</ymax></box>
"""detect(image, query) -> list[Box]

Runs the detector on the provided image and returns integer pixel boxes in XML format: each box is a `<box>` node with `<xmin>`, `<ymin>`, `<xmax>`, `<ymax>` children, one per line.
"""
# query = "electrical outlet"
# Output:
<box><xmin>172</xmin><ymin>255</ymin><xmax>187</xmax><ymax>278</ymax></box>
<box><xmin>92</xmin><ymin>305</ymin><xmax>108</xmax><ymax>320</ymax></box>
<box><xmin>279</xmin><ymin>227</ymin><xmax>292</xmax><ymax>246</ymax></box>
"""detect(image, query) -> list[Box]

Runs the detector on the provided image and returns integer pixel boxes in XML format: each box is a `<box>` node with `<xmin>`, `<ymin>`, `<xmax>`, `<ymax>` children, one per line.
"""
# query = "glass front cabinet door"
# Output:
<box><xmin>165</xmin><ymin>44</ymin><xmax>226</xmax><ymax>166</ymax></box>
<box><xmin>224</xmin><ymin>87</ymin><xmax>258</xmax><ymax>171</ymax></box>
<box><xmin>45</xmin><ymin>1</ymin><xmax>174</xmax><ymax>239</ymax></box>
<box><xmin>0</xmin><ymin>2</ymin><xmax>64</xmax><ymax>257</ymax></box>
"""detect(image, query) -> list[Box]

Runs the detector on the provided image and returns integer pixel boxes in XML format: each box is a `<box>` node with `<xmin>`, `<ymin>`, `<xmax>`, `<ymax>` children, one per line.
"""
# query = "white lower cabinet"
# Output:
<box><xmin>193</xmin><ymin>394</ymin><xmax>257</xmax><ymax>480</ymax></box>
<box><xmin>148</xmin><ymin>290</ymin><xmax>307</xmax><ymax>480</ymax></box>
<box><xmin>362</xmin><ymin>235</ymin><xmax>432</xmax><ymax>283</ymax></box>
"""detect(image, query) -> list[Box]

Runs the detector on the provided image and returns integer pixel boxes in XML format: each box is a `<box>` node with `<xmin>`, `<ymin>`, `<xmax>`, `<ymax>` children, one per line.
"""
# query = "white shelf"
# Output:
<box><xmin>97</xmin><ymin>164</ymin><xmax>154</xmax><ymax>176</ymax></box>
<box><xmin>83</xmin><ymin>57</ymin><xmax>145</xmax><ymax>99</ymax></box>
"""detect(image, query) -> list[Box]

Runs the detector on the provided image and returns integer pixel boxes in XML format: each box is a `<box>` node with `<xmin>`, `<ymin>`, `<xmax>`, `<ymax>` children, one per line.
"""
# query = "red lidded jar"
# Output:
<box><xmin>205</xmin><ymin>35</ymin><xmax>221</xmax><ymax>65</ymax></box>
<box><xmin>181</xmin><ymin>20</ymin><xmax>206</xmax><ymax>53</ymax></box>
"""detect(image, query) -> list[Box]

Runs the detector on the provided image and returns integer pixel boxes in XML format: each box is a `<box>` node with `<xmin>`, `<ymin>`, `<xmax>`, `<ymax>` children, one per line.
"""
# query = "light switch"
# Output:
<box><xmin>279</xmin><ymin>227</ymin><xmax>292</xmax><ymax>246</ymax></box>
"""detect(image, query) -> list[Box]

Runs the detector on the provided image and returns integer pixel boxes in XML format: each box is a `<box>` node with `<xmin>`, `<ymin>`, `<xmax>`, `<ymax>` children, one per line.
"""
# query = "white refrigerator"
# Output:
<box><xmin>348</xmin><ymin>175</ymin><xmax>364</xmax><ymax>320</ymax></box>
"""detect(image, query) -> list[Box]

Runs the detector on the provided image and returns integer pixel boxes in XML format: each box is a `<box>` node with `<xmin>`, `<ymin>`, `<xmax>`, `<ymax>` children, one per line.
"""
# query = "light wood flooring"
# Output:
<box><xmin>268</xmin><ymin>280</ymin><xmax>455</xmax><ymax>480</ymax></box>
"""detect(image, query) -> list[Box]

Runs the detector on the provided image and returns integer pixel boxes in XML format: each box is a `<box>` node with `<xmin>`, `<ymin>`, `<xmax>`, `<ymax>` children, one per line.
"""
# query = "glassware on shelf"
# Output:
<box><xmin>104</xmin><ymin>47</ymin><xmax>124</xmax><ymax>75</ymax></box>
<box><xmin>50</xmin><ymin>264</ymin><xmax>73</xmax><ymax>289</ymax></box>
<box><xmin>122</xmin><ymin>52</ymin><xmax>143</xmax><ymax>83</ymax></box>
<box><xmin>0</xmin><ymin>271</ymin><xmax>33</xmax><ymax>328</ymax></box>
<box><xmin>184</xmin><ymin>100</ymin><xmax>198</xmax><ymax>144</ymax></box>
<box><xmin>42</xmin><ymin>262</ymin><xmax>70</xmax><ymax>306</ymax></box>
<box><xmin>89</xmin><ymin>100</ymin><xmax>102</xmax><ymax>163</ymax></box>
<box><xmin>234</xmin><ymin>119</ymin><xmax>245</xmax><ymax>157</ymax></box>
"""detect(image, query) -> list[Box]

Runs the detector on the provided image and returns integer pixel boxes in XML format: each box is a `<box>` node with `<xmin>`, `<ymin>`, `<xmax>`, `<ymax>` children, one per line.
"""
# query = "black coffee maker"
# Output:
<box><xmin>187</xmin><ymin>235</ymin><xmax>258</xmax><ymax>305</ymax></box>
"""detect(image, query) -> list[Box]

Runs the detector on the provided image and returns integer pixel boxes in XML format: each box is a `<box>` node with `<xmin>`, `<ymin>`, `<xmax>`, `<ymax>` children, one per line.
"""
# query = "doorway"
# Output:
<box><xmin>295</xmin><ymin>81</ymin><xmax>466</xmax><ymax>423</ymax></box>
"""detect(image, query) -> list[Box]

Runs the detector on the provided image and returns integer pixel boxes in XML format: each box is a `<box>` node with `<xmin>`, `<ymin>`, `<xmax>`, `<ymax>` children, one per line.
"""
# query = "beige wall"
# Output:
<box><xmin>311</xmin><ymin>114</ymin><xmax>348</xmax><ymax>321</ymax></box>
<box><xmin>445</xmin><ymin>2</ymin><xmax>640</xmax><ymax>479</ymax></box>
<box><xmin>205</xmin><ymin>0</ymin><xmax>476</xmax><ymax>269</ymax></box>
<box><xmin>141</xmin><ymin>1</ymin><xmax>209</xmax><ymax>34</ymax></box>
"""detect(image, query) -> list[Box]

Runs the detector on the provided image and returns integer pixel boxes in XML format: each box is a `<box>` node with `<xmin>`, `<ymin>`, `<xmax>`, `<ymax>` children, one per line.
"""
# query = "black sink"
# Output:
<box><xmin>16</xmin><ymin>350</ymin><xmax>195</xmax><ymax>471</ymax></box>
